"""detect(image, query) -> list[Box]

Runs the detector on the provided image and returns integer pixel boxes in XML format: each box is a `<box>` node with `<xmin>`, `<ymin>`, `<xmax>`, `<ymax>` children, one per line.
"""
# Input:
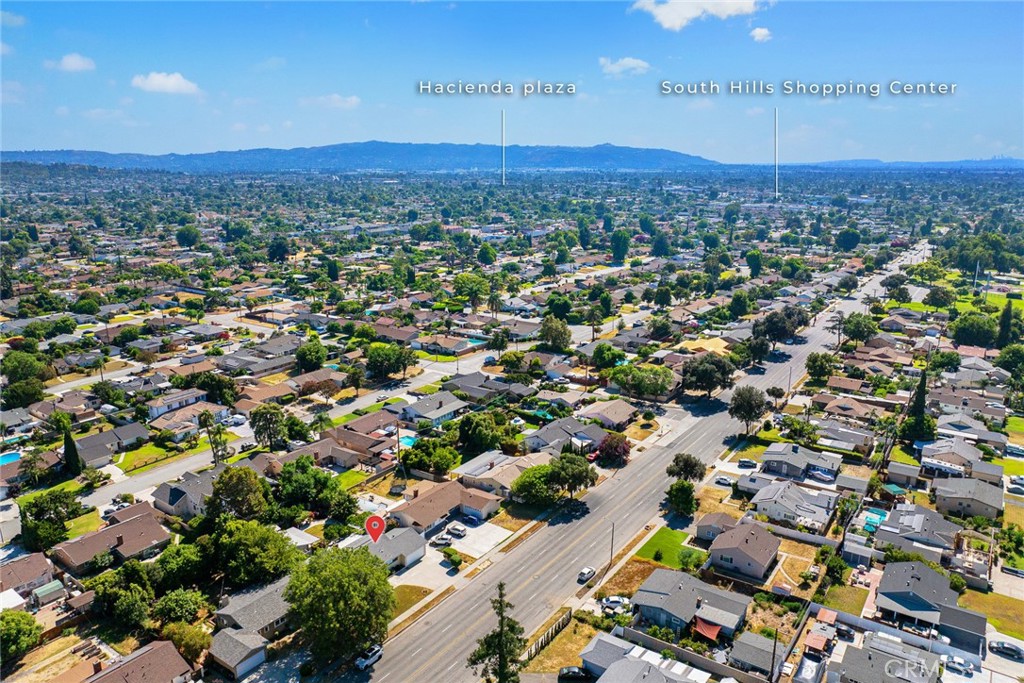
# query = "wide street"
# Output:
<box><xmin>350</xmin><ymin>242</ymin><xmax>929</xmax><ymax>683</ymax></box>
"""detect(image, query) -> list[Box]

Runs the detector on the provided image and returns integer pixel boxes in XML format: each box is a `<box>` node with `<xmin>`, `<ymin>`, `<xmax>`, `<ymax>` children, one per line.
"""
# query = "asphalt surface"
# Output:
<box><xmin>350</xmin><ymin>243</ymin><xmax>930</xmax><ymax>683</ymax></box>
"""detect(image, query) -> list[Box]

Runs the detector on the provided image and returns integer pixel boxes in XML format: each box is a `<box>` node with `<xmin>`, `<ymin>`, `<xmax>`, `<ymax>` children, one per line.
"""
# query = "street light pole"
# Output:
<box><xmin>608</xmin><ymin>522</ymin><xmax>615</xmax><ymax>577</ymax></box>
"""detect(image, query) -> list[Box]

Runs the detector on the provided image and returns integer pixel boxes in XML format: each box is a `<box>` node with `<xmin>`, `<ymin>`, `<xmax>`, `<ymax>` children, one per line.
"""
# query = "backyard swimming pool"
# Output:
<box><xmin>0</xmin><ymin>451</ymin><xmax>22</xmax><ymax>467</ymax></box>
<box><xmin>399</xmin><ymin>435</ymin><xmax>418</xmax><ymax>448</ymax></box>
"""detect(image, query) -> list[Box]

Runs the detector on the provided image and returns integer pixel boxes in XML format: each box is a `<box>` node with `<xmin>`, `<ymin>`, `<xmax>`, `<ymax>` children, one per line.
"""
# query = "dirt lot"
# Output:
<box><xmin>745</xmin><ymin>598</ymin><xmax>802</xmax><ymax>645</ymax></box>
<box><xmin>6</xmin><ymin>632</ymin><xmax>102</xmax><ymax>683</ymax></box>
<box><xmin>778</xmin><ymin>539</ymin><xmax>818</xmax><ymax>561</ymax></box>
<box><xmin>696</xmin><ymin>488</ymin><xmax>746</xmax><ymax>519</ymax></box>
<box><xmin>355</xmin><ymin>471</ymin><xmax>411</xmax><ymax>500</ymax></box>
<box><xmin>524</xmin><ymin>620</ymin><xmax>600</xmax><ymax>673</ymax></box>
<box><xmin>598</xmin><ymin>558</ymin><xmax>659</xmax><ymax>598</ymax></box>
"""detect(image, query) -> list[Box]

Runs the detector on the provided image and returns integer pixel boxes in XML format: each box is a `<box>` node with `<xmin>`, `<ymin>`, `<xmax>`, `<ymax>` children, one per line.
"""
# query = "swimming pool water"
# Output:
<box><xmin>399</xmin><ymin>436</ymin><xmax>418</xmax><ymax>447</ymax></box>
<box><xmin>0</xmin><ymin>451</ymin><xmax>22</xmax><ymax>467</ymax></box>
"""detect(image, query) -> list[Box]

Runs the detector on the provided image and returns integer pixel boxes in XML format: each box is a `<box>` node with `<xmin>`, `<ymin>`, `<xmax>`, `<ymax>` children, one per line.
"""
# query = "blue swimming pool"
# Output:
<box><xmin>399</xmin><ymin>436</ymin><xmax>418</xmax><ymax>448</ymax></box>
<box><xmin>0</xmin><ymin>451</ymin><xmax>22</xmax><ymax>467</ymax></box>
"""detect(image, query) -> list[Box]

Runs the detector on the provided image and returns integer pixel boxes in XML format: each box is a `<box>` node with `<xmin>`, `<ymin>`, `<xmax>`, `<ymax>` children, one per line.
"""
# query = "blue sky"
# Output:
<box><xmin>1</xmin><ymin>1</ymin><xmax>1021</xmax><ymax>162</ymax></box>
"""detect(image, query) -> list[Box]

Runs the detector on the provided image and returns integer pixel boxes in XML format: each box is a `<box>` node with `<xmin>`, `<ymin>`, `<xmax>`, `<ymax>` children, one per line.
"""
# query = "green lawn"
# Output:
<box><xmin>394</xmin><ymin>585</ymin><xmax>433</xmax><ymax>615</ymax></box>
<box><xmin>636</xmin><ymin>528</ymin><xmax>707</xmax><ymax>570</ymax></box>
<box><xmin>16</xmin><ymin>478</ymin><xmax>86</xmax><ymax>506</ymax></box>
<box><xmin>305</xmin><ymin>523</ymin><xmax>325</xmax><ymax>539</ymax></box>
<box><xmin>890</xmin><ymin>444</ymin><xmax>921</xmax><ymax>466</ymax></box>
<box><xmin>117</xmin><ymin>434</ymin><xmax>240</xmax><ymax>475</ymax></box>
<box><xmin>65</xmin><ymin>509</ymin><xmax>102</xmax><ymax>539</ymax></box>
<box><xmin>416</xmin><ymin>383</ymin><xmax>441</xmax><ymax>395</ymax></box>
<box><xmin>337</xmin><ymin>469</ymin><xmax>369</xmax><ymax>489</ymax></box>
<box><xmin>822</xmin><ymin>585</ymin><xmax>869</xmax><ymax>616</ymax></box>
<box><xmin>331</xmin><ymin>412</ymin><xmax>360</xmax><ymax>426</ymax></box>
<box><xmin>414</xmin><ymin>350</ymin><xmax>458</xmax><ymax>362</ymax></box>
<box><xmin>959</xmin><ymin>590</ymin><xmax>1024</xmax><ymax>641</ymax></box>
<box><xmin>990</xmin><ymin>456</ymin><xmax>1024</xmax><ymax>476</ymax></box>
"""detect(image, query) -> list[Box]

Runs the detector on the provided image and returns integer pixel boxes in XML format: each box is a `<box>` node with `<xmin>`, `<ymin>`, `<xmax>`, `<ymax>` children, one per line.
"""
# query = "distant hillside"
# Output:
<box><xmin>1</xmin><ymin>141</ymin><xmax>719</xmax><ymax>173</ymax></box>
<box><xmin>808</xmin><ymin>157</ymin><xmax>1024</xmax><ymax>170</ymax></box>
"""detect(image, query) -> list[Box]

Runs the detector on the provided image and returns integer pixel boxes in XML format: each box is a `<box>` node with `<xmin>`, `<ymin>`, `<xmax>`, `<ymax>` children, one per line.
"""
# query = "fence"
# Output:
<box><xmin>522</xmin><ymin>609</ymin><xmax>573</xmax><ymax>661</ymax></box>
<box><xmin>617</xmin><ymin>626</ymin><xmax>769</xmax><ymax>683</ymax></box>
<box><xmin>738</xmin><ymin>514</ymin><xmax>841</xmax><ymax>548</ymax></box>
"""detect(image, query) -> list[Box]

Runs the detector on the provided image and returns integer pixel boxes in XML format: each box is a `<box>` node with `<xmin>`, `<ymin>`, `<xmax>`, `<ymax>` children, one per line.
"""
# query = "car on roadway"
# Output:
<box><xmin>989</xmin><ymin>641</ymin><xmax>1024</xmax><ymax>659</ymax></box>
<box><xmin>578</xmin><ymin>566</ymin><xmax>596</xmax><ymax>582</ymax></box>
<box><xmin>447</xmin><ymin>522</ymin><xmax>467</xmax><ymax>538</ymax></box>
<box><xmin>940</xmin><ymin>654</ymin><xmax>972</xmax><ymax>675</ymax></box>
<box><xmin>714</xmin><ymin>476</ymin><xmax>733</xmax><ymax>486</ymax></box>
<box><xmin>558</xmin><ymin>666</ymin><xmax>594</xmax><ymax>681</ymax></box>
<box><xmin>430</xmin><ymin>533</ymin><xmax>454</xmax><ymax>547</ymax></box>
<box><xmin>355</xmin><ymin>644</ymin><xmax>383</xmax><ymax>670</ymax></box>
<box><xmin>738</xmin><ymin>458</ymin><xmax>758</xmax><ymax>469</ymax></box>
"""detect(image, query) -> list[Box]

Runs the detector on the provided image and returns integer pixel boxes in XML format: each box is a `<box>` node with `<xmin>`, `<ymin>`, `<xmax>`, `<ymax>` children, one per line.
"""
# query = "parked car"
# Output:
<box><xmin>586</xmin><ymin>451</ymin><xmax>599</xmax><ymax>462</ymax></box>
<box><xmin>447</xmin><ymin>522</ymin><xmax>467</xmax><ymax>538</ymax></box>
<box><xmin>738</xmin><ymin>458</ymin><xmax>758</xmax><ymax>469</ymax></box>
<box><xmin>835</xmin><ymin>624</ymin><xmax>855</xmax><ymax>640</ymax></box>
<box><xmin>287</xmin><ymin>439</ymin><xmax>308</xmax><ymax>451</ymax></box>
<box><xmin>600</xmin><ymin>596</ymin><xmax>630</xmax><ymax>610</ymax></box>
<box><xmin>1010</xmin><ymin>475</ymin><xmax>1024</xmax><ymax>486</ymax></box>
<box><xmin>1007</xmin><ymin>485</ymin><xmax>1024</xmax><ymax>496</ymax></box>
<box><xmin>990</xmin><ymin>641</ymin><xmax>1024</xmax><ymax>660</ymax></box>
<box><xmin>430</xmin><ymin>534</ymin><xmax>454</xmax><ymax>547</ymax></box>
<box><xmin>577</xmin><ymin>566</ymin><xmax>596</xmax><ymax>582</ymax></box>
<box><xmin>940</xmin><ymin>655</ymin><xmax>972</xmax><ymax>675</ymax></box>
<box><xmin>714</xmin><ymin>476</ymin><xmax>733</xmax><ymax>486</ymax></box>
<box><xmin>808</xmin><ymin>470</ymin><xmax>835</xmax><ymax>483</ymax></box>
<box><xmin>558</xmin><ymin>666</ymin><xmax>593</xmax><ymax>681</ymax></box>
<box><xmin>355</xmin><ymin>644</ymin><xmax>383</xmax><ymax>670</ymax></box>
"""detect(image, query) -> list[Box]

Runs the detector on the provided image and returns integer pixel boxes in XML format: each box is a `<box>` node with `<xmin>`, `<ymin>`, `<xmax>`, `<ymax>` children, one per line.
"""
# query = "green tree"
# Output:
<box><xmin>666</xmin><ymin>453</ymin><xmax>705</xmax><ymax>482</ymax></box>
<box><xmin>198</xmin><ymin>410</ymin><xmax>231</xmax><ymax>464</ymax></box>
<box><xmin>729</xmin><ymin>291</ymin><xmax>751</xmax><ymax>318</ymax></box>
<box><xmin>296</xmin><ymin>338</ymin><xmax>327</xmax><ymax>372</ymax></box>
<box><xmin>285</xmin><ymin>547</ymin><xmax>395</xmax><ymax>660</ymax></box>
<box><xmin>175</xmin><ymin>225</ymin><xmax>201</xmax><ymax>248</ymax></box>
<box><xmin>805</xmin><ymin>352</ymin><xmax>836</xmax><ymax>380</ymax></box>
<box><xmin>153</xmin><ymin>588</ymin><xmax>208</xmax><ymax>624</ymax></box>
<box><xmin>3</xmin><ymin>379</ymin><xmax>45</xmax><ymax>409</ymax></box>
<box><xmin>318</xmin><ymin>476</ymin><xmax>359</xmax><ymax>521</ymax></box>
<box><xmin>510</xmin><ymin>465</ymin><xmax>557</xmax><ymax>506</ymax></box>
<box><xmin>835</xmin><ymin>228</ymin><xmax>860</xmax><ymax>251</ymax></box>
<box><xmin>610</xmin><ymin>229</ymin><xmax>632</xmax><ymax>262</ymax></box>
<box><xmin>467</xmin><ymin>582</ymin><xmax>526</xmax><ymax>683</ymax></box>
<box><xmin>548</xmin><ymin>453</ymin><xmax>598</xmax><ymax>497</ymax></box>
<box><xmin>923</xmin><ymin>286</ymin><xmax>957</xmax><ymax>311</ymax></box>
<box><xmin>216</xmin><ymin>519</ymin><xmax>303</xmax><ymax>587</ymax></box>
<box><xmin>996</xmin><ymin>343</ymin><xmax>1024</xmax><ymax>375</ymax></box>
<box><xmin>250</xmin><ymin>403</ymin><xmax>287</xmax><ymax>449</ymax></box>
<box><xmin>538</xmin><ymin>315</ymin><xmax>572</xmax><ymax>351</ymax></box>
<box><xmin>208</xmin><ymin>467</ymin><xmax>270</xmax><ymax>521</ymax></box>
<box><xmin>749</xmin><ymin>336</ymin><xmax>771</xmax><ymax>365</ymax></box>
<box><xmin>478</xmin><ymin>243</ymin><xmax>498</xmax><ymax>265</ymax></box>
<box><xmin>745</xmin><ymin>249</ymin><xmax>763</xmax><ymax>278</ymax></box>
<box><xmin>608</xmin><ymin>364</ymin><xmax>673</xmax><ymax>399</ymax></box>
<box><xmin>680</xmin><ymin>354</ymin><xmax>736</xmax><ymax>398</ymax></box>
<box><xmin>278</xmin><ymin>454</ymin><xmax>331</xmax><ymax>509</ymax></box>
<box><xmin>459</xmin><ymin>412</ymin><xmax>501</xmax><ymax>457</ymax></box>
<box><xmin>453</xmin><ymin>273</ymin><xmax>491</xmax><ymax>310</ymax></box>
<box><xmin>997</xmin><ymin>300</ymin><xmax>1016</xmax><ymax>348</ymax></box>
<box><xmin>162</xmin><ymin>621</ymin><xmax>211</xmax><ymax>664</ymax></box>
<box><xmin>949</xmin><ymin>312</ymin><xmax>998</xmax><ymax>348</ymax></box>
<box><xmin>728</xmin><ymin>385</ymin><xmax>769</xmax><ymax>433</ymax></box>
<box><xmin>156</xmin><ymin>543</ymin><xmax>206</xmax><ymax>590</ymax></box>
<box><xmin>0</xmin><ymin>610</ymin><xmax>42</xmax><ymax>661</ymax></box>
<box><xmin>842</xmin><ymin>312</ymin><xmax>878</xmax><ymax>344</ymax></box>
<box><xmin>666</xmin><ymin>479</ymin><xmax>697</xmax><ymax>516</ymax></box>
<box><xmin>591</xmin><ymin>343</ymin><xmax>625</xmax><ymax>370</ymax></box>
<box><xmin>1</xmin><ymin>350</ymin><xmax>44</xmax><ymax>383</ymax></box>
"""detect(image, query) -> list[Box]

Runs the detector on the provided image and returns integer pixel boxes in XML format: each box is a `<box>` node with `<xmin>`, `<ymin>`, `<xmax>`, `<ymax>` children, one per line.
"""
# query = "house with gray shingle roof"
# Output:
<box><xmin>209</xmin><ymin>576</ymin><xmax>291</xmax><ymax>679</ymax></box>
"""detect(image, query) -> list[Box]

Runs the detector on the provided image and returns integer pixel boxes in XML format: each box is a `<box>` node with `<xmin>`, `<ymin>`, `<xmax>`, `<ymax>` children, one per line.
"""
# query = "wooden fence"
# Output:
<box><xmin>521</xmin><ymin>609</ymin><xmax>573</xmax><ymax>661</ymax></box>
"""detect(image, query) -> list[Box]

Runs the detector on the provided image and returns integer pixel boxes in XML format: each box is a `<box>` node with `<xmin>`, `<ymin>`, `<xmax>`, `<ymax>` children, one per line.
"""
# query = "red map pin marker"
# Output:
<box><xmin>365</xmin><ymin>515</ymin><xmax>387</xmax><ymax>543</ymax></box>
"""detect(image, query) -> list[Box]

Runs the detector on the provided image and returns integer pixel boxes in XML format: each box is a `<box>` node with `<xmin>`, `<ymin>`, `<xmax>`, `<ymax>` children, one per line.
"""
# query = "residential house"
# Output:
<box><xmin>824</xmin><ymin>396</ymin><xmax>878</xmax><ymax>423</ymax></box>
<box><xmin>886</xmin><ymin>462</ymin><xmax>922</xmax><ymax>489</ymax></box>
<box><xmin>151</xmin><ymin>465</ymin><xmax>224</xmax><ymax>520</ymax></box>
<box><xmin>413</xmin><ymin>334</ymin><xmax>477</xmax><ymax>356</ymax></box>
<box><xmin>51</xmin><ymin>509</ymin><xmax>170</xmax><ymax>574</ymax></box>
<box><xmin>0</xmin><ymin>449</ymin><xmax>61</xmax><ymax>499</ymax></box>
<box><xmin>577</xmin><ymin>399</ymin><xmax>638</xmax><ymax>431</ymax></box>
<box><xmin>389</xmin><ymin>480</ymin><xmax>502</xmax><ymax>533</ymax></box>
<box><xmin>147</xmin><ymin>388</ymin><xmax>208</xmax><ymax>419</ymax></box>
<box><xmin>709</xmin><ymin>523</ymin><xmax>780</xmax><ymax>580</ymax></box>
<box><xmin>810</xmin><ymin>418</ymin><xmax>875</xmax><ymax>454</ymax></box>
<box><xmin>150</xmin><ymin>401</ymin><xmax>230</xmax><ymax>443</ymax></box>
<box><xmin>452</xmin><ymin>450</ymin><xmax>553</xmax><ymax>498</ymax></box>
<box><xmin>750</xmin><ymin>481</ymin><xmax>838</xmax><ymax>532</ymax></box>
<box><xmin>442</xmin><ymin>373</ymin><xmax>534</xmax><ymax>404</ymax></box>
<box><xmin>74</xmin><ymin>422</ymin><xmax>150</xmax><ymax>468</ymax></box>
<box><xmin>0</xmin><ymin>553</ymin><xmax>55</xmax><ymax>598</ymax></box>
<box><xmin>934</xmin><ymin>478</ymin><xmax>1004</xmax><ymax>520</ymax></box>
<box><xmin>761</xmin><ymin>442</ymin><xmax>842</xmax><ymax>480</ymax></box>
<box><xmin>578</xmin><ymin>632</ymin><xmax>709</xmax><ymax>683</ymax></box>
<box><xmin>728</xmin><ymin>631</ymin><xmax>781</xmax><ymax>678</ymax></box>
<box><xmin>875</xmin><ymin>562</ymin><xmax>988</xmax><ymax>652</ymax></box>
<box><xmin>827</xmin><ymin>632</ymin><xmax>941</xmax><ymax>683</ymax></box>
<box><xmin>286</xmin><ymin>368</ymin><xmax>347</xmax><ymax>396</ymax></box>
<box><xmin>209</xmin><ymin>576</ymin><xmax>291</xmax><ymax>679</ymax></box>
<box><xmin>936</xmin><ymin>413</ymin><xmax>1008</xmax><ymax>452</ymax></box>
<box><xmin>401</xmin><ymin>391</ymin><xmax>468</xmax><ymax>427</ymax></box>
<box><xmin>874</xmin><ymin>504</ymin><xmax>962</xmax><ymax>565</ymax></box>
<box><xmin>523</xmin><ymin>416</ymin><xmax>608</xmax><ymax>455</ymax></box>
<box><xmin>82</xmin><ymin>640</ymin><xmax>195</xmax><ymax>683</ymax></box>
<box><xmin>632</xmin><ymin>569</ymin><xmax>751</xmax><ymax>640</ymax></box>
<box><xmin>534</xmin><ymin>389</ymin><xmax>587</xmax><ymax>410</ymax></box>
<box><xmin>919</xmin><ymin>437</ymin><xmax>1003</xmax><ymax>484</ymax></box>
<box><xmin>348</xmin><ymin>527</ymin><xmax>427</xmax><ymax>571</ymax></box>
<box><xmin>695</xmin><ymin>512</ymin><xmax>737</xmax><ymax>542</ymax></box>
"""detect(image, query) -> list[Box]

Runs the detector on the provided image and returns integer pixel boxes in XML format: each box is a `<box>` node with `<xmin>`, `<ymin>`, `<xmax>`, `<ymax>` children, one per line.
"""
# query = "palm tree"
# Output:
<box><xmin>488</xmin><ymin>292</ymin><xmax>503</xmax><ymax>319</ymax></box>
<box><xmin>586</xmin><ymin>306</ymin><xmax>604</xmax><ymax>342</ymax></box>
<box><xmin>310</xmin><ymin>411</ymin><xmax>333</xmax><ymax>435</ymax></box>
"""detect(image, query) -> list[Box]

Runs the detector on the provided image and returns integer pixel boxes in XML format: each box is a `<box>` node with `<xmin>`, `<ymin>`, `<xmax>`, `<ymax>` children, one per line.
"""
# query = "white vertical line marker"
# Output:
<box><xmin>774</xmin><ymin>107</ymin><xmax>779</xmax><ymax>198</ymax></box>
<box><xmin>501</xmin><ymin>109</ymin><xmax>506</xmax><ymax>186</ymax></box>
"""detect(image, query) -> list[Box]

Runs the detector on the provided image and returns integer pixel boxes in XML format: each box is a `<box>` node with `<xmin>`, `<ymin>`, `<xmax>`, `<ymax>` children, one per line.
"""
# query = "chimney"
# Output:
<box><xmin>93</xmin><ymin>662</ymin><xmax>103</xmax><ymax>674</ymax></box>
<box><xmin>115</xmin><ymin>534</ymin><xmax>124</xmax><ymax>547</ymax></box>
<box><xmin>413</xmin><ymin>489</ymin><xmax>419</xmax><ymax>498</ymax></box>
<box><xmin>488</xmin><ymin>461</ymin><xmax>495</xmax><ymax>469</ymax></box>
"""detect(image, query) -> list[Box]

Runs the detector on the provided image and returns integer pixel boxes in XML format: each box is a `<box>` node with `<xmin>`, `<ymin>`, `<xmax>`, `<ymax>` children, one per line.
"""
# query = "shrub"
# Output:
<box><xmin>653</xmin><ymin>548</ymin><xmax>664</xmax><ymax>563</ymax></box>
<box><xmin>763</xmin><ymin>419</ymin><xmax>773</xmax><ymax>431</ymax></box>
<box><xmin>299</xmin><ymin>660</ymin><xmax>317</xmax><ymax>677</ymax></box>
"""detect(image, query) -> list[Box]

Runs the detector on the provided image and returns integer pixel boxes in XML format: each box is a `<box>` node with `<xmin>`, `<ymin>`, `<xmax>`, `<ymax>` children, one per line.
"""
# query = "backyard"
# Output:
<box><xmin>635</xmin><ymin>528</ymin><xmax>707</xmax><ymax>570</ymax></box>
<box><xmin>822</xmin><ymin>585</ymin><xmax>869</xmax><ymax>616</ymax></box>
<box><xmin>336</xmin><ymin>468</ymin><xmax>369</xmax><ymax>490</ymax></box>
<box><xmin>958</xmin><ymin>589</ymin><xmax>1024</xmax><ymax>641</ymax></box>
<box><xmin>889</xmin><ymin>444</ymin><xmax>920</xmax><ymax>466</ymax></box>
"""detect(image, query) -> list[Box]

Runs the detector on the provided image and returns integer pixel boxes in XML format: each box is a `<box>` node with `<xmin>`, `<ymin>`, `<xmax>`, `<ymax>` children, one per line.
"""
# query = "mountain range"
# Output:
<box><xmin>2</xmin><ymin>141</ymin><xmax>1021</xmax><ymax>173</ymax></box>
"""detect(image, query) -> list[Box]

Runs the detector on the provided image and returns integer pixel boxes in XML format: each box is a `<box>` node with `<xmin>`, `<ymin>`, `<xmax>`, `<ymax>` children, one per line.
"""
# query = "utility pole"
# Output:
<box><xmin>608</xmin><ymin>522</ymin><xmax>615</xmax><ymax>578</ymax></box>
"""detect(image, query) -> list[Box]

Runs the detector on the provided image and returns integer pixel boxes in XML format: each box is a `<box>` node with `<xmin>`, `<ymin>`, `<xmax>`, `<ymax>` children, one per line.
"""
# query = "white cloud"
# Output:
<box><xmin>299</xmin><ymin>93</ymin><xmax>361</xmax><ymax>110</ymax></box>
<box><xmin>1</xmin><ymin>81</ymin><xmax>25</xmax><ymax>105</ymax></box>
<box><xmin>44</xmin><ymin>53</ymin><xmax>96</xmax><ymax>72</ymax></box>
<box><xmin>256</xmin><ymin>123</ymin><xmax>272</xmax><ymax>133</ymax></box>
<box><xmin>231</xmin><ymin>122</ymin><xmax>247</xmax><ymax>132</ymax></box>
<box><xmin>131</xmin><ymin>71</ymin><xmax>200</xmax><ymax>95</ymax></box>
<box><xmin>254</xmin><ymin>56</ymin><xmax>286</xmax><ymax>72</ymax></box>
<box><xmin>54</xmin><ymin>105</ymin><xmax>70</xmax><ymax>117</ymax></box>
<box><xmin>630</xmin><ymin>0</ymin><xmax>762</xmax><ymax>31</ymax></box>
<box><xmin>1</xmin><ymin>11</ymin><xmax>26</xmax><ymax>27</ymax></box>
<box><xmin>82</xmin><ymin>108</ymin><xmax>123</xmax><ymax>121</ymax></box>
<box><xmin>749</xmin><ymin>27</ymin><xmax>772</xmax><ymax>42</ymax></box>
<box><xmin>746</xmin><ymin>107</ymin><xmax>765</xmax><ymax>117</ymax></box>
<box><xmin>599</xmin><ymin>56</ymin><xmax>651</xmax><ymax>77</ymax></box>
<box><xmin>118</xmin><ymin>96</ymin><xmax>134</xmax><ymax>106</ymax></box>
<box><xmin>282</xmin><ymin>120</ymin><xmax>293</xmax><ymax>130</ymax></box>
<box><xmin>1</xmin><ymin>42</ymin><xmax>12</xmax><ymax>56</ymax></box>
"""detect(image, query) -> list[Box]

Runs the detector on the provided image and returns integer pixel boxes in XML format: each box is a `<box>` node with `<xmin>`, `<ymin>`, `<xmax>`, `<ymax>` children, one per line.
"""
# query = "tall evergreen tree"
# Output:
<box><xmin>910</xmin><ymin>371</ymin><xmax>928</xmax><ymax>419</ymax></box>
<box><xmin>468</xmin><ymin>582</ymin><xmax>526</xmax><ymax>683</ymax></box>
<box><xmin>63</xmin><ymin>430</ymin><xmax>82</xmax><ymax>477</ymax></box>
<box><xmin>997</xmin><ymin>300</ymin><xmax>1015</xmax><ymax>348</ymax></box>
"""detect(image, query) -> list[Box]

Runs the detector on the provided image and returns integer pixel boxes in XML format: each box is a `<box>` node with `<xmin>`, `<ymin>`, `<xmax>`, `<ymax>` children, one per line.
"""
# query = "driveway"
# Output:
<box><xmin>992</xmin><ymin>566</ymin><xmax>1024</xmax><ymax>600</ymax></box>
<box><xmin>390</xmin><ymin>545</ymin><xmax>459</xmax><ymax>590</ymax></box>
<box><xmin>449</xmin><ymin>522</ymin><xmax>510</xmax><ymax>559</ymax></box>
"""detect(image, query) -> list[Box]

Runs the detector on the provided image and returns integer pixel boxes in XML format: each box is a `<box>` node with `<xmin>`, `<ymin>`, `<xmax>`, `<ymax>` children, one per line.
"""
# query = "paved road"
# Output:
<box><xmin>350</xmin><ymin>243</ymin><xmax>929</xmax><ymax>683</ymax></box>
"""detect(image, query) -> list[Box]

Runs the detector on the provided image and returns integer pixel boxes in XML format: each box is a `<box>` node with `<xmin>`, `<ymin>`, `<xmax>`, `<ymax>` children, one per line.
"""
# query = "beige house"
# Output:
<box><xmin>577</xmin><ymin>399</ymin><xmax>638</xmax><ymax>430</ymax></box>
<box><xmin>709</xmin><ymin>524</ymin><xmax>780</xmax><ymax>580</ymax></box>
<box><xmin>453</xmin><ymin>450</ymin><xmax>553</xmax><ymax>498</ymax></box>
